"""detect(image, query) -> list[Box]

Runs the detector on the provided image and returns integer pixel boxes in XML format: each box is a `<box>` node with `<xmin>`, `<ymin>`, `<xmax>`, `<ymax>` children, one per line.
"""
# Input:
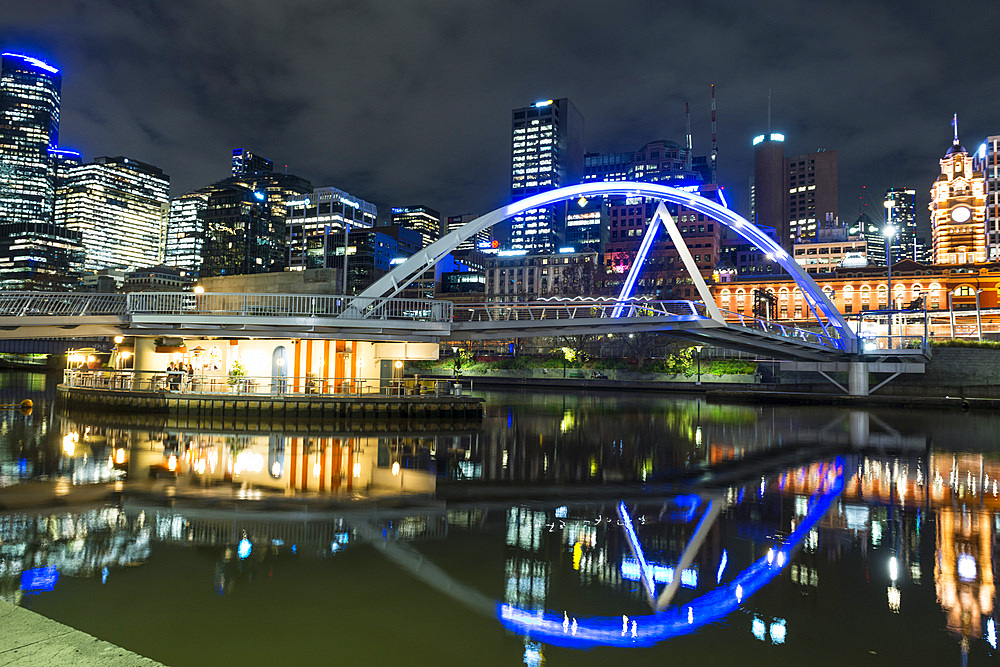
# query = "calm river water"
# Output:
<box><xmin>1</xmin><ymin>371</ymin><xmax>999</xmax><ymax>665</ymax></box>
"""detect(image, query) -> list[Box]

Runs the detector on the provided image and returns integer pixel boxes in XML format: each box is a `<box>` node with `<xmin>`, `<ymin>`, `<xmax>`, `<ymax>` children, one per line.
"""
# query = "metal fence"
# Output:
<box><xmin>125</xmin><ymin>292</ymin><xmax>452</xmax><ymax>322</ymax></box>
<box><xmin>0</xmin><ymin>292</ymin><xmax>128</xmax><ymax>317</ymax></box>
<box><xmin>62</xmin><ymin>369</ymin><xmax>458</xmax><ymax>397</ymax></box>
<box><xmin>721</xmin><ymin>309</ymin><xmax>844</xmax><ymax>350</ymax></box>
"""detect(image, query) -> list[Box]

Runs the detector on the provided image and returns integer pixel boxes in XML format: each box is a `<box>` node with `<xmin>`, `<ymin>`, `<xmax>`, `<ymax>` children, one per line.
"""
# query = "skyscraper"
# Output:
<box><xmin>55</xmin><ymin>156</ymin><xmax>169</xmax><ymax>272</ymax></box>
<box><xmin>930</xmin><ymin>118</ymin><xmax>986</xmax><ymax>265</ymax></box>
<box><xmin>285</xmin><ymin>186</ymin><xmax>376</xmax><ymax>273</ymax></box>
<box><xmin>884</xmin><ymin>188</ymin><xmax>917</xmax><ymax>263</ymax></box>
<box><xmin>446</xmin><ymin>213</ymin><xmax>488</xmax><ymax>252</ymax></box>
<box><xmin>508</xmin><ymin>98</ymin><xmax>584</xmax><ymax>253</ymax></box>
<box><xmin>199</xmin><ymin>166</ymin><xmax>312</xmax><ymax>277</ymax></box>
<box><xmin>751</xmin><ymin>133</ymin><xmax>786</xmax><ymax>246</ymax></box>
<box><xmin>232</xmin><ymin>148</ymin><xmax>273</xmax><ymax>176</ymax></box>
<box><xmin>973</xmin><ymin>136</ymin><xmax>1000</xmax><ymax>259</ymax></box>
<box><xmin>201</xmin><ymin>185</ymin><xmax>282</xmax><ymax>277</ymax></box>
<box><xmin>0</xmin><ymin>53</ymin><xmax>80</xmax><ymax>289</ymax></box>
<box><xmin>784</xmin><ymin>149</ymin><xmax>838</xmax><ymax>245</ymax></box>
<box><xmin>751</xmin><ymin>133</ymin><xmax>838</xmax><ymax>250</ymax></box>
<box><xmin>164</xmin><ymin>189</ymin><xmax>210</xmax><ymax>275</ymax></box>
<box><xmin>391</xmin><ymin>205</ymin><xmax>440</xmax><ymax>249</ymax></box>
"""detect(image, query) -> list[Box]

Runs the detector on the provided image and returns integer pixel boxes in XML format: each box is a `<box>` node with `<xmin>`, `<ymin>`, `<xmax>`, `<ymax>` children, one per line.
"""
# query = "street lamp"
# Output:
<box><xmin>695</xmin><ymin>345</ymin><xmax>704</xmax><ymax>386</ymax></box>
<box><xmin>883</xmin><ymin>200</ymin><xmax>896</xmax><ymax>346</ymax></box>
<box><xmin>976</xmin><ymin>288</ymin><xmax>984</xmax><ymax>341</ymax></box>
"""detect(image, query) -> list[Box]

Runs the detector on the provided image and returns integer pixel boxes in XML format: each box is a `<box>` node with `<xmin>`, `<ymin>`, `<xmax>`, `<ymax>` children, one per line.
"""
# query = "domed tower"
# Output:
<box><xmin>930</xmin><ymin>115</ymin><xmax>987</xmax><ymax>264</ymax></box>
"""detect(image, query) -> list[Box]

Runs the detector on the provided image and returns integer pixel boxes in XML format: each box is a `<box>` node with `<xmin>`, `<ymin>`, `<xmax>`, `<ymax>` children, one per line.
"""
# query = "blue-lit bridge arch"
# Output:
<box><xmin>349</xmin><ymin>181</ymin><xmax>857</xmax><ymax>352</ymax></box>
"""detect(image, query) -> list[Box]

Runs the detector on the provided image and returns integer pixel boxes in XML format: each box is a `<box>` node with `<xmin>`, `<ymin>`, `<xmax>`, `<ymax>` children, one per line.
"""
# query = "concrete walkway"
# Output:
<box><xmin>0</xmin><ymin>599</ymin><xmax>163</xmax><ymax>666</ymax></box>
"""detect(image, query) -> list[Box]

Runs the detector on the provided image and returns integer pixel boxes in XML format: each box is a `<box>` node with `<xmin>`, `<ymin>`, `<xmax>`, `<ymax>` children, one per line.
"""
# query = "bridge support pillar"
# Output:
<box><xmin>848</xmin><ymin>361</ymin><xmax>869</xmax><ymax>396</ymax></box>
<box><xmin>849</xmin><ymin>410</ymin><xmax>870</xmax><ymax>449</ymax></box>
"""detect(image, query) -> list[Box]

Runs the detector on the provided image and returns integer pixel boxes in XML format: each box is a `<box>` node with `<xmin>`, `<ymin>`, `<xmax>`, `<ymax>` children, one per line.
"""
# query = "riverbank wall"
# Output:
<box><xmin>56</xmin><ymin>385</ymin><xmax>484</xmax><ymax>421</ymax></box>
<box><xmin>425</xmin><ymin>348</ymin><xmax>1000</xmax><ymax>400</ymax></box>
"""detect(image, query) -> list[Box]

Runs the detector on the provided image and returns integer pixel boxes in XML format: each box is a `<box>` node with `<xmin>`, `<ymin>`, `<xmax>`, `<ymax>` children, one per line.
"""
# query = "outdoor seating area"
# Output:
<box><xmin>61</xmin><ymin>369</ymin><xmax>460</xmax><ymax>398</ymax></box>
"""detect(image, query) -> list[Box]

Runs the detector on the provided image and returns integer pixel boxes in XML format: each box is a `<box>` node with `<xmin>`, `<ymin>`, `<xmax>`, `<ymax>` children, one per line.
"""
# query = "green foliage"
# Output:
<box><xmin>227</xmin><ymin>358</ymin><xmax>247</xmax><ymax>386</ymax></box>
<box><xmin>494</xmin><ymin>356</ymin><xmax>530</xmax><ymax>370</ymax></box>
<box><xmin>706</xmin><ymin>359</ymin><xmax>756</xmax><ymax>376</ymax></box>
<box><xmin>931</xmin><ymin>338</ymin><xmax>1000</xmax><ymax>349</ymax></box>
<box><xmin>592</xmin><ymin>358</ymin><xmax>626</xmax><ymax>371</ymax></box>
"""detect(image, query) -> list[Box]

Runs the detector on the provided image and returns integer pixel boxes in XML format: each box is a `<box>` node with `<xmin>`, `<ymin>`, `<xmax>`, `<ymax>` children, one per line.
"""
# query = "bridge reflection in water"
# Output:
<box><xmin>3</xmin><ymin>446</ymin><xmax>999</xmax><ymax>662</ymax></box>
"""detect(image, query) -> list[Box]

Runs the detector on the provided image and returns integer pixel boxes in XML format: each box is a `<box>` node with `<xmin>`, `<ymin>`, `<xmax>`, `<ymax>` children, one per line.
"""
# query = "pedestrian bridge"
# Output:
<box><xmin>0</xmin><ymin>290</ymin><xmax>852</xmax><ymax>361</ymax></box>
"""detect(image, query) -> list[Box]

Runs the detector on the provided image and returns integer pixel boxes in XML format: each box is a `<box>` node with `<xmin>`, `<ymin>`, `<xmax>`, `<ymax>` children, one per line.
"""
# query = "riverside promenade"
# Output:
<box><xmin>0</xmin><ymin>599</ymin><xmax>162</xmax><ymax>666</ymax></box>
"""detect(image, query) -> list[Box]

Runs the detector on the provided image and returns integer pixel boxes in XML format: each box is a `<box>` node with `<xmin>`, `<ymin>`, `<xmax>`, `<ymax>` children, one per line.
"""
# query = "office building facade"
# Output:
<box><xmin>391</xmin><ymin>205</ymin><xmax>440</xmax><ymax>249</ymax></box>
<box><xmin>508</xmin><ymin>98</ymin><xmax>584</xmax><ymax>253</ymax></box>
<box><xmin>973</xmin><ymin>136</ymin><xmax>1000</xmax><ymax>259</ymax></box>
<box><xmin>884</xmin><ymin>188</ymin><xmax>917</xmax><ymax>263</ymax></box>
<box><xmin>232</xmin><ymin>148</ymin><xmax>273</xmax><ymax>176</ymax></box>
<box><xmin>750</xmin><ymin>133</ymin><xmax>838</xmax><ymax>250</ymax></box>
<box><xmin>55</xmin><ymin>156</ymin><xmax>169</xmax><ymax>272</ymax></box>
<box><xmin>0</xmin><ymin>53</ymin><xmax>81</xmax><ymax>289</ymax></box>
<box><xmin>286</xmin><ymin>186</ymin><xmax>377</xmax><ymax>272</ymax></box>
<box><xmin>164</xmin><ymin>189</ymin><xmax>210</xmax><ymax>275</ymax></box>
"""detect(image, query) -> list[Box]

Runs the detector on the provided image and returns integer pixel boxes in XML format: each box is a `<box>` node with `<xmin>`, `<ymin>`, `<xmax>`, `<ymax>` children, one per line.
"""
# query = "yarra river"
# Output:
<box><xmin>2</xmin><ymin>371</ymin><xmax>1000</xmax><ymax>665</ymax></box>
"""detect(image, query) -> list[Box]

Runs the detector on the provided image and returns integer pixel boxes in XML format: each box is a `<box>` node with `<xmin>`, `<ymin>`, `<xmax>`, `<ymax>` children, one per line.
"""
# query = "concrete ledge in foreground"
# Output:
<box><xmin>0</xmin><ymin>598</ymin><xmax>163</xmax><ymax>666</ymax></box>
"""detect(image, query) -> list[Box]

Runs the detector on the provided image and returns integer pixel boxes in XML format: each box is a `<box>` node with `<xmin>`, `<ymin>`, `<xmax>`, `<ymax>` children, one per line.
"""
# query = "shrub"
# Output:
<box><xmin>932</xmin><ymin>338</ymin><xmax>1000</xmax><ymax>350</ymax></box>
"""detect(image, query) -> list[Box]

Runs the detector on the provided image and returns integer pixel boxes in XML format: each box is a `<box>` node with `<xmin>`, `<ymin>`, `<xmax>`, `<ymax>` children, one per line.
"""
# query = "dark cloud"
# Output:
<box><xmin>2</xmin><ymin>0</ymin><xmax>998</xmax><ymax>232</ymax></box>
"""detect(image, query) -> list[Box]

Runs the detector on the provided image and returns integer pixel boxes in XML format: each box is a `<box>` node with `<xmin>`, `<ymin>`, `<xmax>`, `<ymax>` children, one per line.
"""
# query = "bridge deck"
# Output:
<box><xmin>0</xmin><ymin>292</ymin><xmax>866</xmax><ymax>360</ymax></box>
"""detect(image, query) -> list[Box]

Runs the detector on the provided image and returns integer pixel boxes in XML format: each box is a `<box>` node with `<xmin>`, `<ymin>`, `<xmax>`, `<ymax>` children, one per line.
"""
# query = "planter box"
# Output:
<box><xmin>155</xmin><ymin>346</ymin><xmax>187</xmax><ymax>353</ymax></box>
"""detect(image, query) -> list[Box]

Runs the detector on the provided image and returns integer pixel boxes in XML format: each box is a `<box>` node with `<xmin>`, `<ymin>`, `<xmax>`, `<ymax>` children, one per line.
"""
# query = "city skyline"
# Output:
<box><xmin>1</xmin><ymin>1</ymin><xmax>996</xmax><ymax>225</ymax></box>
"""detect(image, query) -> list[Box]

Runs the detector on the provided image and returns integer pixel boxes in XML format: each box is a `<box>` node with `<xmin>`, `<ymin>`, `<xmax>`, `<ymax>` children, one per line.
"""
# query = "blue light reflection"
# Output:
<box><xmin>498</xmin><ymin>458</ymin><xmax>845</xmax><ymax>649</ymax></box>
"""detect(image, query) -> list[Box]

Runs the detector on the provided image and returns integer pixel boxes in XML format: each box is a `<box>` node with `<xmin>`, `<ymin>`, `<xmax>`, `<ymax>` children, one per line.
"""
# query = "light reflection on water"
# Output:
<box><xmin>2</xmin><ymin>374</ymin><xmax>1000</xmax><ymax>663</ymax></box>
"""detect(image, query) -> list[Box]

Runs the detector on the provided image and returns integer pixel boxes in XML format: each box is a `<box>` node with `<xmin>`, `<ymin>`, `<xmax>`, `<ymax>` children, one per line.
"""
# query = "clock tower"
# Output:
<box><xmin>931</xmin><ymin>114</ymin><xmax>987</xmax><ymax>264</ymax></box>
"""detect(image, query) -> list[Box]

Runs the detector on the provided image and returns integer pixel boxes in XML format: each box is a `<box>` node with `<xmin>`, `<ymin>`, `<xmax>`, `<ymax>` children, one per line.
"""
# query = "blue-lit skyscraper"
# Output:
<box><xmin>508</xmin><ymin>98</ymin><xmax>584</xmax><ymax>254</ymax></box>
<box><xmin>0</xmin><ymin>53</ymin><xmax>81</xmax><ymax>289</ymax></box>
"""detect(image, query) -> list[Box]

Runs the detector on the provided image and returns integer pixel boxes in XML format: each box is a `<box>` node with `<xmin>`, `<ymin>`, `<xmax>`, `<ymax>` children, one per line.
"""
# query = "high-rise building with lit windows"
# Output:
<box><xmin>231</xmin><ymin>148</ymin><xmax>273</xmax><ymax>176</ymax></box>
<box><xmin>164</xmin><ymin>189</ymin><xmax>210</xmax><ymax>275</ymax></box>
<box><xmin>446</xmin><ymin>213</ymin><xmax>489</xmax><ymax>252</ymax></box>
<box><xmin>391</xmin><ymin>205</ymin><xmax>440</xmax><ymax>249</ymax></box>
<box><xmin>0</xmin><ymin>53</ymin><xmax>82</xmax><ymax>289</ymax></box>
<box><xmin>285</xmin><ymin>186</ymin><xmax>376</xmax><ymax>272</ymax></box>
<box><xmin>199</xmin><ymin>170</ymin><xmax>312</xmax><ymax>277</ymax></box>
<box><xmin>884</xmin><ymin>188</ymin><xmax>917</xmax><ymax>263</ymax></box>
<box><xmin>55</xmin><ymin>156</ymin><xmax>170</xmax><ymax>272</ymax></box>
<box><xmin>931</xmin><ymin>120</ymin><xmax>986</xmax><ymax>265</ymax></box>
<box><xmin>750</xmin><ymin>133</ymin><xmax>838</xmax><ymax>251</ymax></box>
<box><xmin>973</xmin><ymin>136</ymin><xmax>1000</xmax><ymax>259</ymax></box>
<box><xmin>508</xmin><ymin>98</ymin><xmax>584</xmax><ymax>254</ymax></box>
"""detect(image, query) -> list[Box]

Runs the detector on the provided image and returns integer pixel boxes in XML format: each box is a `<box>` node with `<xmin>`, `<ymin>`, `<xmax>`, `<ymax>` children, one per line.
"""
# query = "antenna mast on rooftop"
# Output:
<box><xmin>685</xmin><ymin>102</ymin><xmax>693</xmax><ymax>172</ymax></box>
<box><xmin>710</xmin><ymin>84</ymin><xmax>718</xmax><ymax>184</ymax></box>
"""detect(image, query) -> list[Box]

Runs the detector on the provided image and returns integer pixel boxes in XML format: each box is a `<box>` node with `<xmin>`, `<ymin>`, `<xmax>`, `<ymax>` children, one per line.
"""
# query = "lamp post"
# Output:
<box><xmin>948</xmin><ymin>289</ymin><xmax>956</xmax><ymax>338</ymax></box>
<box><xmin>695</xmin><ymin>345</ymin><xmax>703</xmax><ymax>386</ymax></box>
<box><xmin>976</xmin><ymin>288</ymin><xmax>984</xmax><ymax>341</ymax></box>
<box><xmin>883</xmin><ymin>199</ymin><xmax>896</xmax><ymax>347</ymax></box>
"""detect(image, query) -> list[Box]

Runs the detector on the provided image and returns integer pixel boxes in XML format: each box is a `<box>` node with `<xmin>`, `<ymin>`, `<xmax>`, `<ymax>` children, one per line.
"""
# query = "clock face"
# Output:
<box><xmin>951</xmin><ymin>206</ymin><xmax>972</xmax><ymax>223</ymax></box>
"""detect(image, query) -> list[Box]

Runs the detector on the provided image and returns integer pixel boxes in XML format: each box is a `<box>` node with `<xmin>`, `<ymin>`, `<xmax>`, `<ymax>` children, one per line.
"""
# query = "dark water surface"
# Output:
<box><xmin>1</xmin><ymin>371</ymin><xmax>999</xmax><ymax>665</ymax></box>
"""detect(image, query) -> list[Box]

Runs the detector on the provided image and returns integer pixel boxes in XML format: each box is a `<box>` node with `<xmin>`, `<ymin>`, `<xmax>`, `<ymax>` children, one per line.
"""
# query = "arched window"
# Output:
<box><xmin>929</xmin><ymin>283</ymin><xmax>942</xmax><ymax>309</ymax></box>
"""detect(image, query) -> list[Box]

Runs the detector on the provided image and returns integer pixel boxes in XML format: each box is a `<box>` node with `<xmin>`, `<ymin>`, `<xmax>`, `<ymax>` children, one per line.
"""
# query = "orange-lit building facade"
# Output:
<box><xmin>931</xmin><ymin>130</ymin><xmax>987</xmax><ymax>265</ymax></box>
<box><xmin>713</xmin><ymin>260</ymin><xmax>1000</xmax><ymax>322</ymax></box>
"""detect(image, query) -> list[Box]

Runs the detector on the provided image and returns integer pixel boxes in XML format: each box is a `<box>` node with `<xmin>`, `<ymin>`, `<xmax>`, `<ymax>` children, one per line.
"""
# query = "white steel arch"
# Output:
<box><xmin>348</xmin><ymin>182</ymin><xmax>856</xmax><ymax>350</ymax></box>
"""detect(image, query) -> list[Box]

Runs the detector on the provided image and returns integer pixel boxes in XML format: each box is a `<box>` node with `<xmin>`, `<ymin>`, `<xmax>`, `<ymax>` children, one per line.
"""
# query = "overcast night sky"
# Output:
<box><xmin>2</xmin><ymin>0</ymin><xmax>998</xmax><ymax>230</ymax></box>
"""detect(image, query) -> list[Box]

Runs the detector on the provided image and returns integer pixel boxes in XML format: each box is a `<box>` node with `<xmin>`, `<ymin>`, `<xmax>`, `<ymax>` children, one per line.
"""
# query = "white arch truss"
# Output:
<box><xmin>348</xmin><ymin>182</ymin><xmax>856</xmax><ymax>350</ymax></box>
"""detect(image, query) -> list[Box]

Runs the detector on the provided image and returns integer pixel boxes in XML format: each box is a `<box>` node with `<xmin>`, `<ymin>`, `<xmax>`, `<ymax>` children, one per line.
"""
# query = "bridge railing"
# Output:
<box><xmin>720</xmin><ymin>308</ymin><xmax>845</xmax><ymax>350</ymax></box>
<box><xmin>126</xmin><ymin>292</ymin><xmax>452</xmax><ymax>322</ymax></box>
<box><xmin>63</xmin><ymin>369</ymin><xmax>459</xmax><ymax>397</ymax></box>
<box><xmin>453</xmin><ymin>299</ymin><xmax>703</xmax><ymax>323</ymax></box>
<box><xmin>0</xmin><ymin>292</ymin><xmax>127</xmax><ymax>317</ymax></box>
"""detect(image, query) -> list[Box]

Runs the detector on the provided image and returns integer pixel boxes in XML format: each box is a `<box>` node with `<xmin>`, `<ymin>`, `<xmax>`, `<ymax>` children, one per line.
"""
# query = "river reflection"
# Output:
<box><xmin>1</xmin><ymin>449</ymin><xmax>999</xmax><ymax>664</ymax></box>
<box><xmin>3</xmin><ymin>373</ymin><xmax>1000</xmax><ymax>663</ymax></box>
